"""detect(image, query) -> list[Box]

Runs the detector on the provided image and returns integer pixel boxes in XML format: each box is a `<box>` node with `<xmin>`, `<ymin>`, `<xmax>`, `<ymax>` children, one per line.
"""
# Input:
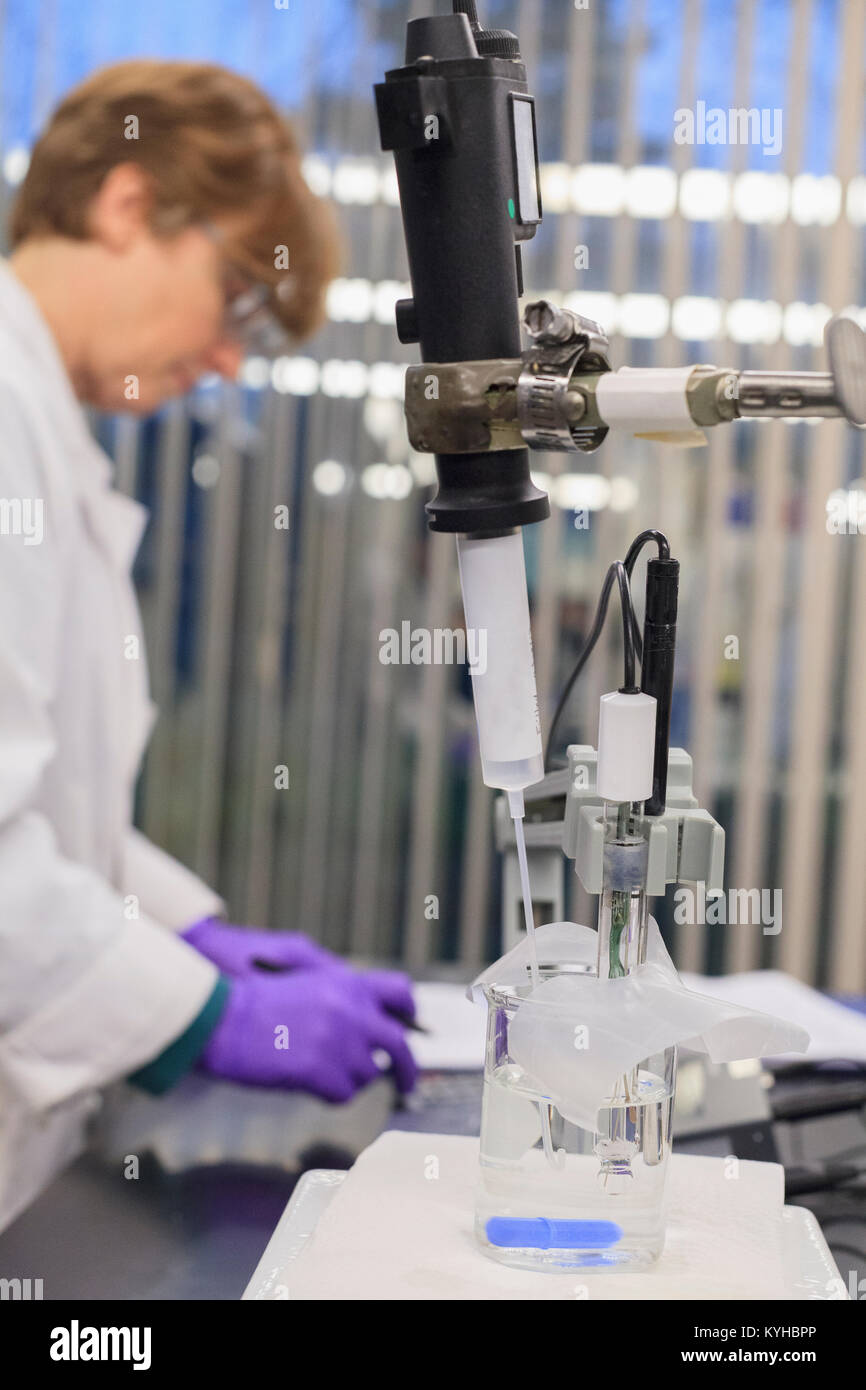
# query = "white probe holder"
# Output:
<box><xmin>493</xmin><ymin>747</ymin><xmax>724</xmax><ymax>949</ymax></box>
<box><xmin>562</xmin><ymin>744</ymin><xmax>725</xmax><ymax>896</ymax></box>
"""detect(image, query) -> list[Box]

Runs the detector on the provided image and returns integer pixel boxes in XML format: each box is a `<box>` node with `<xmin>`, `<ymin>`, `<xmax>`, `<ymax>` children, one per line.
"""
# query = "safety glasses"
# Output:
<box><xmin>203</xmin><ymin>222</ymin><xmax>295</xmax><ymax>359</ymax></box>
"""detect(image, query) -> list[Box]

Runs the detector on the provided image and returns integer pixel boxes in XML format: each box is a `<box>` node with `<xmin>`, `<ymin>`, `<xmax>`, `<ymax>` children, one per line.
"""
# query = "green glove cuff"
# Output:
<box><xmin>126</xmin><ymin>974</ymin><xmax>231</xmax><ymax>1096</ymax></box>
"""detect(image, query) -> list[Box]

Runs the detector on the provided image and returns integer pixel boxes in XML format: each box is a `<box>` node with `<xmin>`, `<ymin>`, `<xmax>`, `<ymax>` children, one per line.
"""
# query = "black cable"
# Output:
<box><xmin>452</xmin><ymin>0</ymin><xmax>481</xmax><ymax>23</ymax></box>
<box><xmin>543</xmin><ymin>531</ymin><xmax>670</xmax><ymax>773</ymax></box>
<box><xmin>623</xmin><ymin>529</ymin><xmax>669</xmax><ymax>658</ymax></box>
<box><xmin>544</xmin><ymin>560</ymin><xmax>637</xmax><ymax>771</ymax></box>
<box><xmin>623</xmin><ymin>528</ymin><xmax>670</xmax><ymax>574</ymax></box>
<box><xmin>614</xmin><ymin>561</ymin><xmax>637</xmax><ymax>692</ymax></box>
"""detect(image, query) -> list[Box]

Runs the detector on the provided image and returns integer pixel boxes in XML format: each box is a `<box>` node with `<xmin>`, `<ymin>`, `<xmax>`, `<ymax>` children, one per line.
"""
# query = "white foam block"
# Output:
<box><xmin>281</xmin><ymin>1131</ymin><xmax>789</xmax><ymax>1300</ymax></box>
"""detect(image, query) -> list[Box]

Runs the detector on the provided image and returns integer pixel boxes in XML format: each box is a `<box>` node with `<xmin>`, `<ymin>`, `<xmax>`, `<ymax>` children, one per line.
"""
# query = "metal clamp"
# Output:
<box><xmin>401</xmin><ymin>304</ymin><xmax>866</xmax><ymax>459</ymax></box>
<box><xmin>403</xmin><ymin>358</ymin><xmax>525</xmax><ymax>454</ymax></box>
<box><xmin>517</xmin><ymin>299</ymin><xmax>611</xmax><ymax>452</ymax></box>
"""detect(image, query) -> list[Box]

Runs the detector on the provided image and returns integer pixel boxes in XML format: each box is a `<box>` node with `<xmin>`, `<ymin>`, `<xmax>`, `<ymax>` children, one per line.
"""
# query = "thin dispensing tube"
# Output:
<box><xmin>508</xmin><ymin>788</ymin><xmax>565</xmax><ymax>1170</ymax></box>
<box><xmin>457</xmin><ymin>531</ymin><xmax>563</xmax><ymax>1168</ymax></box>
<box><xmin>506</xmin><ymin>789</ymin><xmax>540</xmax><ymax>987</ymax></box>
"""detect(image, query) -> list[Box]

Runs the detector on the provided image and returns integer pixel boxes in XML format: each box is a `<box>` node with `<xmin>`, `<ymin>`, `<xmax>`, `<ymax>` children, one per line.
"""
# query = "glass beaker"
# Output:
<box><xmin>476</xmin><ymin>971</ymin><xmax>677</xmax><ymax>1271</ymax></box>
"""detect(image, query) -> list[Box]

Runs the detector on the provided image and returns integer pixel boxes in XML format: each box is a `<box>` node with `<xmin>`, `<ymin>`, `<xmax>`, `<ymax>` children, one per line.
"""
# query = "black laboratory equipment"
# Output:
<box><xmin>374</xmin><ymin>0</ymin><xmax>548</xmax><ymax>535</ymax></box>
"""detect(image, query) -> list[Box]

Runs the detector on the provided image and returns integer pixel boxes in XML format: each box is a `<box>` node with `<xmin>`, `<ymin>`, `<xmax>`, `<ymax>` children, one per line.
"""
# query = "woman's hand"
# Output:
<box><xmin>195</xmin><ymin>968</ymin><xmax>418</xmax><ymax>1101</ymax></box>
<box><xmin>180</xmin><ymin>917</ymin><xmax>342</xmax><ymax>976</ymax></box>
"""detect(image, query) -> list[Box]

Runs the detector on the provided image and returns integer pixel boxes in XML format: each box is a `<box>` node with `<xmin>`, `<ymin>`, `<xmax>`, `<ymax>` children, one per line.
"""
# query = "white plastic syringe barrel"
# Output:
<box><xmin>456</xmin><ymin>531</ymin><xmax>544</xmax><ymax>792</ymax></box>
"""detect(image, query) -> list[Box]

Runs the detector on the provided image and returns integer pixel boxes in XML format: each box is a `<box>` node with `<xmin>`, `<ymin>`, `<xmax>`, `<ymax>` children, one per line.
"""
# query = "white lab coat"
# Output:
<box><xmin>0</xmin><ymin>261</ymin><xmax>225</xmax><ymax>1233</ymax></box>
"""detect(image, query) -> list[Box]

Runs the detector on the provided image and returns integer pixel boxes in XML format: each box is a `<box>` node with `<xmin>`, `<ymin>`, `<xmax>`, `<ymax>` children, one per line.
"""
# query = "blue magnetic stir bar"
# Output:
<box><xmin>486</xmin><ymin>1217</ymin><xmax>623</xmax><ymax>1249</ymax></box>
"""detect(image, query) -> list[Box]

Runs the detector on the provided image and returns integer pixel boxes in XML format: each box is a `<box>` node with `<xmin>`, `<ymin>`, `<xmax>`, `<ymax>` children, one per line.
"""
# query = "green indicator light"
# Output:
<box><xmin>507</xmin><ymin>197</ymin><xmax>515</xmax><ymax>219</ymax></box>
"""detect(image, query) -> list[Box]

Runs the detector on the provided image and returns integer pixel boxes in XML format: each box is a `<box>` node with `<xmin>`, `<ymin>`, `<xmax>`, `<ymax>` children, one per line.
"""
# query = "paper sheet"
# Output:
<box><xmin>681</xmin><ymin>969</ymin><xmax>866</xmax><ymax>1063</ymax></box>
<box><xmin>409</xmin><ymin>970</ymin><xmax>866</xmax><ymax>1071</ymax></box>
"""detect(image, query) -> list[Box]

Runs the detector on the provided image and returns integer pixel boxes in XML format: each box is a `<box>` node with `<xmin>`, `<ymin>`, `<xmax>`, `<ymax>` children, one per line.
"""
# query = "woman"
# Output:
<box><xmin>0</xmin><ymin>60</ymin><xmax>416</xmax><ymax>1233</ymax></box>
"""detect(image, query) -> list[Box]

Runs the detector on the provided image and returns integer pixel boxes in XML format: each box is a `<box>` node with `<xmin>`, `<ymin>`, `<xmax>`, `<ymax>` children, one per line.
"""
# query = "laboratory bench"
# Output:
<box><xmin>1</xmin><ymin>1056</ymin><xmax>864</xmax><ymax>1299</ymax></box>
<box><xmin>0</xmin><ymin>1072</ymin><xmax>475</xmax><ymax>1301</ymax></box>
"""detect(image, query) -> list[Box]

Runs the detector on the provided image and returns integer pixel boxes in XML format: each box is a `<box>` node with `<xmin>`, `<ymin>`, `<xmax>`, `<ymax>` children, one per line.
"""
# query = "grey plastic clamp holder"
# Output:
<box><xmin>562</xmin><ymin>745</ymin><xmax>725</xmax><ymax>897</ymax></box>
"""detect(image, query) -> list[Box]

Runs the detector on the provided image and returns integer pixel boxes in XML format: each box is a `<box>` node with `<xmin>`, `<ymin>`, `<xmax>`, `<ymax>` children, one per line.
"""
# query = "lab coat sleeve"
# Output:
<box><xmin>121</xmin><ymin>827</ymin><xmax>225</xmax><ymax>930</ymax></box>
<box><xmin>0</xmin><ymin>389</ymin><xmax>220</xmax><ymax>1111</ymax></box>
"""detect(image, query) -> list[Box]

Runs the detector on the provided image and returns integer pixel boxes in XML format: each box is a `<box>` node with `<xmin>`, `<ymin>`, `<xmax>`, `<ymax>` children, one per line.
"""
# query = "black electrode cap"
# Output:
<box><xmin>645</xmin><ymin>557</ymin><xmax>680</xmax><ymax>625</ymax></box>
<box><xmin>473</xmin><ymin>28</ymin><xmax>521</xmax><ymax>59</ymax></box>
<box><xmin>395</xmin><ymin>298</ymin><xmax>419</xmax><ymax>344</ymax></box>
<box><xmin>405</xmin><ymin>13</ymin><xmax>478</xmax><ymax>64</ymax></box>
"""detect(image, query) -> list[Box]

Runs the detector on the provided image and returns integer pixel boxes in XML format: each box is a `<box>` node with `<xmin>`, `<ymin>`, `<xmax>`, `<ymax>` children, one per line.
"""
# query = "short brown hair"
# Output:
<box><xmin>10</xmin><ymin>60</ymin><xmax>342</xmax><ymax>341</ymax></box>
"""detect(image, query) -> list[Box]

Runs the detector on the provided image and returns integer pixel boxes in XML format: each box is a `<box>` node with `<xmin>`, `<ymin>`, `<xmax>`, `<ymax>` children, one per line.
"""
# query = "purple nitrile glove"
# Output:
<box><xmin>180</xmin><ymin>918</ymin><xmax>418</xmax><ymax>1028</ymax></box>
<box><xmin>196</xmin><ymin>968</ymin><xmax>418</xmax><ymax>1102</ymax></box>
<box><xmin>180</xmin><ymin>918</ymin><xmax>343</xmax><ymax>977</ymax></box>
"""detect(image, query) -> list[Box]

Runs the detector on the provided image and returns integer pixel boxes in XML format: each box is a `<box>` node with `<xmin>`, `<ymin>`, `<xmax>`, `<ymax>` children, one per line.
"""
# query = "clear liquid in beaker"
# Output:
<box><xmin>476</xmin><ymin>1057</ymin><xmax>675</xmax><ymax>1271</ymax></box>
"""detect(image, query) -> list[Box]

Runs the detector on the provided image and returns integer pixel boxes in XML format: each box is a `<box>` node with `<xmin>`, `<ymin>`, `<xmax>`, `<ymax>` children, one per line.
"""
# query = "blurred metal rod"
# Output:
<box><xmin>735</xmin><ymin>371</ymin><xmax>839</xmax><ymax>417</ymax></box>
